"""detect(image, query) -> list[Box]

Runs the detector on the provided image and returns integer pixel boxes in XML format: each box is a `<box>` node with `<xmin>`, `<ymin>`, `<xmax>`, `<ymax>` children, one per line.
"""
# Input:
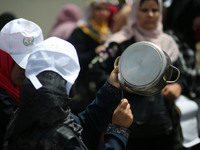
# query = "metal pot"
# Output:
<box><xmin>114</xmin><ymin>41</ymin><xmax>180</xmax><ymax>96</ymax></box>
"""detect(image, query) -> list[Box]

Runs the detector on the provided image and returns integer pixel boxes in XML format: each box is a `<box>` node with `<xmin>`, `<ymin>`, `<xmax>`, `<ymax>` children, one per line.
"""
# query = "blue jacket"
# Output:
<box><xmin>69</xmin><ymin>81</ymin><xmax>130</xmax><ymax>150</ymax></box>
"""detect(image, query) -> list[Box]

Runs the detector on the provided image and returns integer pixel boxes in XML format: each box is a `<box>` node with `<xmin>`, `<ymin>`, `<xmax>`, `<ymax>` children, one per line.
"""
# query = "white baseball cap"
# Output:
<box><xmin>25</xmin><ymin>37</ymin><xmax>80</xmax><ymax>95</ymax></box>
<box><xmin>0</xmin><ymin>18</ymin><xmax>43</xmax><ymax>69</ymax></box>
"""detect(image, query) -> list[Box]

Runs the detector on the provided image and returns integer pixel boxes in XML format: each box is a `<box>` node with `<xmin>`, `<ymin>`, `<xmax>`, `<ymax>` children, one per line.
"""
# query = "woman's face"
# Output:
<box><xmin>92</xmin><ymin>3</ymin><xmax>110</xmax><ymax>24</ymax></box>
<box><xmin>138</xmin><ymin>0</ymin><xmax>160</xmax><ymax>30</ymax></box>
<box><xmin>10</xmin><ymin>62</ymin><xmax>25</xmax><ymax>86</ymax></box>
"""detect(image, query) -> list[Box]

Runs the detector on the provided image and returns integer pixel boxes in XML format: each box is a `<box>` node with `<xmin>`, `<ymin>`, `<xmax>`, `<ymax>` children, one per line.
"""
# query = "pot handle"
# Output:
<box><xmin>114</xmin><ymin>56</ymin><xmax>120</xmax><ymax>68</ymax></box>
<box><xmin>118</xmin><ymin>73</ymin><xmax>125</xmax><ymax>98</ymax></box>
<box><xmin>114</xmin><ymin>56</ymin><xmax>125</xmax><ymax>98</ymax></box>
<box><xmin>166</xmin><ymin>65</ymin><xmax>180</xmax><ymax>84</ymax></box>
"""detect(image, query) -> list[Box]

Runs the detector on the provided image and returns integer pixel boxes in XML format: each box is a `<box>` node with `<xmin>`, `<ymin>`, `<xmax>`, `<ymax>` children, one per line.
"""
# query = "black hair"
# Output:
<box><xmin>0</xmin><ymin>12</ymin><xmax>16</xmax><ymax>30</ymax></box>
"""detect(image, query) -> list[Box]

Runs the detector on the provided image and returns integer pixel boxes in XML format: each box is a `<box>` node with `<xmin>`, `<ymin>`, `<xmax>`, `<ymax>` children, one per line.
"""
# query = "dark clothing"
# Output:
<box><xmin>88</xmin><ymin>37</ymin><xmax>187</xmax><ymax>150</ymax></box>
<box><xmin>163</xmin><ymin>1</ymin><xmax>200</xmax><ymax>149</ymax></box>
<box><xmin>165</xmin><ymin>29</ymin><xmax>200</xmax><ymax>150</ymax></box>
<box><xmin>68</xmin><ymin>28</ymin><xmax>103</xmax><ymax>114</ymax></box>
<box><xmin>163</xmin><ymin>0</ymin><xmax>200</xmax><ymax>100</ymax></box>
<box><xmin>88</xmin><ymin>39</ymin><xmax>134</xmax><ymax>91</ymax></box>
<box><xmin>0</xmin><ymin>13</ymin><xmax>16</xmax><ymax>30</ymax></box>
<box><xmin>180</xmin><ymin>143</ymin><xmax>200</xmax><ymax>150</ymax></box>
<box><xmin>125</xmin><ymin>93</ymin><xmax>182</xmax><ymax>150</ymax></box>
<box><xmin>75</xmin><ymin>80</ymin><xmax>128</xmax><ymax>149</ymax></box>
<box><xmin>4</xmin><ymin>72</ymin><xmax>86</xmax><ymax>150</ymax></box>
<box><xmin>3</xmin><ymin>71</ymin><xmax>129</xmax><ymax>150</ymax></box>
<box><xmin>0</xmin><ymin>88</ymin><xmax>17</xmax><ymax>150</ymax></box>
<box><xmin>68</xmin><ymin>28</ymin><xmax>100</xmax><ymax>74</ymax></box>
<box><xmin>163</xmin><ymin>0</ymin><xmax>200</xmax><ymax>51</ymax></box>
<box><xmin>165</xmin><ymin>29</ymin><xmax>200</xmax><ymax>100</ymax></box>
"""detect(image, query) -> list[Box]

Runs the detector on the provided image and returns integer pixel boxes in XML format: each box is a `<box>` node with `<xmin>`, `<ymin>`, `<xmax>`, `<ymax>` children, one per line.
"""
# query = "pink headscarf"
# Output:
<box><xmin>105</xmin><ymin>0</ymin><xmax>179</xmax><ymax>62</ymax></box>
<box><xmin>48</xmin><ymin>4</ymin><xmax>82</xmax><ymax>40</ymax></box>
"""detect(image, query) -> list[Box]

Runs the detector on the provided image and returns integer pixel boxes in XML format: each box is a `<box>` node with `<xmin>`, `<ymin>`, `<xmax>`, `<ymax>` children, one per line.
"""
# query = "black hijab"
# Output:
<box><xmin>4</xmin><ymin>71</ymin><xmax>87</xmax><ymax>150</ymax></box>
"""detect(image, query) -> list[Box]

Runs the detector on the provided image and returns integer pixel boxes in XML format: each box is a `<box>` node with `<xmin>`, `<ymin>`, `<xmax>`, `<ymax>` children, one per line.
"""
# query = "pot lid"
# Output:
<box><xmin>119</xmin><ymin>41</ymin><xmax>165</xmax><ymax>87</ymax></box>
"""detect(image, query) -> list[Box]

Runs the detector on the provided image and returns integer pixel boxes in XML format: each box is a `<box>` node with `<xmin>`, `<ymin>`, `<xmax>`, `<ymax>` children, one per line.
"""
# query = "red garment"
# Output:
<box><xmin>108</xmin><ymin>4</ymin><xmax>119</xmax><ymax>28</ymax></box>
<box><xmin>0</xmin><ymin>49</ymin><xmax>20</xmax><ymax>104</ymax></box>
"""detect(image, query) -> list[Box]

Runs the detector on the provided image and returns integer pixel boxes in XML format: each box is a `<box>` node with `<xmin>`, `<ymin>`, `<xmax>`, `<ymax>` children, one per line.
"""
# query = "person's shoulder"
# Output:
<box><xmin>163</xmin><ymin>31</ymin><xmax>178</xmax><ymax>45</ymax></box>
<box><xmin>120</xmin><ymin>36</ymin><xmax>136</xmax><ymax>49</ymax></box>
<box><xmin>70</xmin><ymin>27</ymin><xmax>84</xmax><ymax>35</ymax></box>
<box><xmin>68</xmin><ymin>27</ymin><xmax>86</xmax><ymax>42</ymax></box>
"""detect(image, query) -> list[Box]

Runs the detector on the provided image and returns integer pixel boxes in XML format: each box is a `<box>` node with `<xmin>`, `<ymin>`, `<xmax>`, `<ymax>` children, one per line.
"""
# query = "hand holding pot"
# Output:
<box><xmin>108</xmin><ymin>67</ymin><xmax>121</xmax><ymax>89</ymax></box>
<box><xmin>109</xmin><ymin>67</ymin><xmax>134</xmax><ymax>93</ymax></box>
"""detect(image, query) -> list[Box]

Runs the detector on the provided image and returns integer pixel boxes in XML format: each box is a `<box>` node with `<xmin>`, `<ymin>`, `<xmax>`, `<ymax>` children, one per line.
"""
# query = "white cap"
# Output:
<box><xmin>0</xmin><ymin>18</ymin><xmax>43</xmax><ymax>69</ymax></box>
<box><xmin>25</xmin><ymin>37</ymin><xmax>80</xmax><ymax>95</ymax></box>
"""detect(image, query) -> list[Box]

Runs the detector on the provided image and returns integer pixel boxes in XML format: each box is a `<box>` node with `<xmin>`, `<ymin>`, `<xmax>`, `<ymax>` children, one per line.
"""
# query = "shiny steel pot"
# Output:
<box><xmin>114</xmin><ymin>41</ymin><xmax>180</xmax><ymax>96</ymax></box>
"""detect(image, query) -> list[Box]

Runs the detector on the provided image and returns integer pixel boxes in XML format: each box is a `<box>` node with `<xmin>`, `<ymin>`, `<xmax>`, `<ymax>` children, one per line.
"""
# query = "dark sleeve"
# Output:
<box><xmin>64</xmin><ymin>138</ymin><xmax>83</xmax><ymax>150</ymax></box>
<box><xmin>77</xmin><ymin>81</ymin><xmax>122</xmax><ymax>149</ymax></box>
<box><xmin>103</xmin><ymin>124</ymin><xmax>130</xmax><ymax>150</ymax></box>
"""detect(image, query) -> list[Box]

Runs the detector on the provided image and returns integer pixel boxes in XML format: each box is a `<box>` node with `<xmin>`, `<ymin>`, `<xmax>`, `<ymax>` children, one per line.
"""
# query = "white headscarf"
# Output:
<box><xmin>105</xmin><ymin>0</ymin><xmax>179</xmax><ymax>62</ymax></box>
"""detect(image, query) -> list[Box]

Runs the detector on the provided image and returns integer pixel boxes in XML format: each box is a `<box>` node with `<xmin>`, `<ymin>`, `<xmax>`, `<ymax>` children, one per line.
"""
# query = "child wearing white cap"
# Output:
<box><xmin>0</xmin><ymin>18</ymin><xmax>43</xmax><ymax>149</ymax></box>
<box><xmin>0</xmin><ymin>18</ymin><xmax>43</xmax><ymax>69</ymax></box>
<box><xmin>3</xmin><ymin>37</ymin><xmax>133</xmax><ymax>150</ymax></box>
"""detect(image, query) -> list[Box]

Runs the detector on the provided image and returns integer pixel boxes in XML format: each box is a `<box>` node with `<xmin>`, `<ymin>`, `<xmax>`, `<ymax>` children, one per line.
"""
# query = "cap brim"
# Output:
<box><xmin>66</xmin><ymin>82</ymin><xmax>73</xmax><ymax>95</ymax></box>
<box><xmin>11</xmin><ymin>53</ymin><xmax>30</xmax><ymax>69</ymax></box>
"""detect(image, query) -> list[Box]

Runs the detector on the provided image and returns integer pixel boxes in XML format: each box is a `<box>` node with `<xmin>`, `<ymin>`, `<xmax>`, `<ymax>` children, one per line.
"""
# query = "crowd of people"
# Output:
<box><xmin>0</xmin><ymin>0</ymin><xmax>200</xmax><ymax>150</ymax></box>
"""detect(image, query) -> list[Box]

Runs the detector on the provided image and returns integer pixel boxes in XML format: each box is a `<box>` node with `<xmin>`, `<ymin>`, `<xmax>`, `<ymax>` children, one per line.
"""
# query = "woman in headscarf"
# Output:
<box><xmin>48</xmin><ymin>4</ymin><xmax>82</xmax><ymax>40</ymax></box>
<box><xmin>88</xmin><ymin>0</ymin><xmax>187</xmax><ymax>149</ymax></box>
<box><xmin>4</xmin><ymin>37</ymin><xmax>133</xmax><ymax>150</ymax></box>
<box><xmin>68</xmin><ymin>0</ymin><xmax>114</xmax><ymax>113</ymax></box>
<box><xmin>0</xmin><ymin>18</ymin><xmax>43</xmax><ymax>149</ymax></box>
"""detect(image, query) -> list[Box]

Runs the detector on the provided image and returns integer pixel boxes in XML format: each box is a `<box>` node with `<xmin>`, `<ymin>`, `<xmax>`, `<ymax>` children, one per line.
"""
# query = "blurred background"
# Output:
<box><xmin>0</xmin><ymin>0</ymin><xmax>132</xmax><ymax>38</ymax></box>
<box><xmin>0</xmin><ymin>0</ymin><xmax>88</xmax><ymax>38</ymax></box>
